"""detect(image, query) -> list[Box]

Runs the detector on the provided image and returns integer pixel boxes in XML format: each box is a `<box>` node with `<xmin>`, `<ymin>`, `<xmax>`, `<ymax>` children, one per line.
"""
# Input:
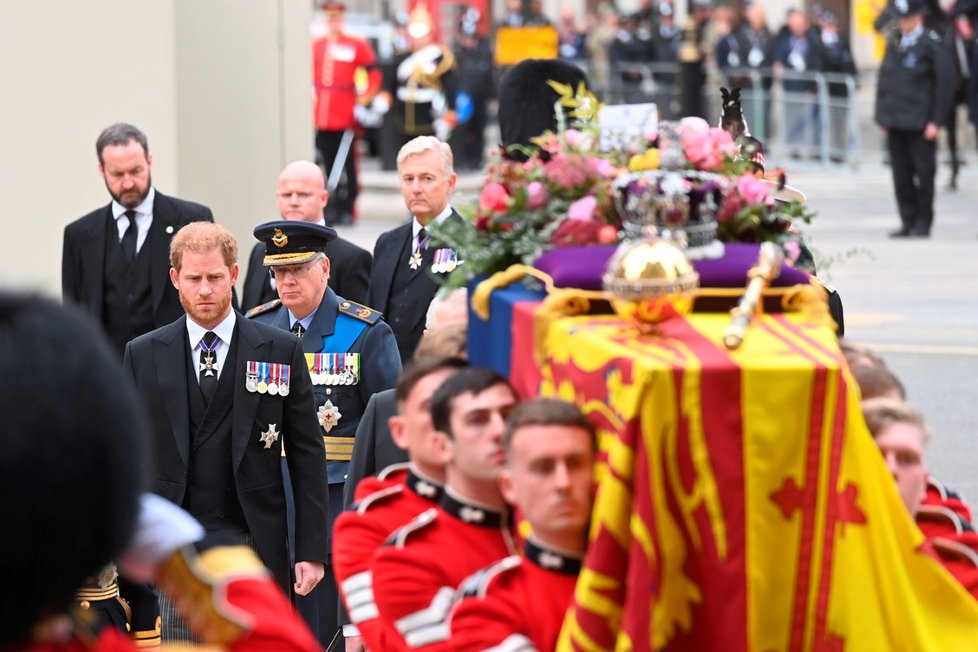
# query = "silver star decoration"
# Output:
<box><xmin>199</xmin><ymin>353</ymin><xmax>217</xmax><ymax>377</ymax></box>
<box><xmin>459</xmin><ymin>506</ymin><xmax>485</xmax><ymax>523</ymax></box>
<box><xmin>318</xmin><ymin>400</ymin><xmax>342</xmax><ymax>432</ymax></box>
<box><xmin>408</xmin><ymin>250</ymin><xmax>423</xmax><ymax>270</ymax></box>
<box><xmin>260</xmin><ymin>424</ymin><xmax>280</xmax><ymax>449</ymax></box>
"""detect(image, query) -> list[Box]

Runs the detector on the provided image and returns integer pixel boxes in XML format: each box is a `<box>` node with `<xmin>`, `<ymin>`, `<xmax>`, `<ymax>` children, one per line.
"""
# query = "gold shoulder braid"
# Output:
<box><xmin>155</xmin><ymin>545</ymin><xmax>268</xmax><ymax>646</ymax></box>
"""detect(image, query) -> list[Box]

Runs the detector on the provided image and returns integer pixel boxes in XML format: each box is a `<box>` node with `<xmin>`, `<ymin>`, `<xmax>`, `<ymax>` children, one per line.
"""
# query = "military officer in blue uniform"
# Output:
<box><xmin>247</xmin><ymin>220</ymin><xmax>401</xmax><ymax>647</ymax></box>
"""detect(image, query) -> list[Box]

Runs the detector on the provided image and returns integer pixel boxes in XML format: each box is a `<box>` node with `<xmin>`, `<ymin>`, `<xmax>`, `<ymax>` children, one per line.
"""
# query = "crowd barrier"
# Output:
<box><xmin>589</xmin><ymin>62</ymin><xmax>860</xmax><ymax>168</ymax></box>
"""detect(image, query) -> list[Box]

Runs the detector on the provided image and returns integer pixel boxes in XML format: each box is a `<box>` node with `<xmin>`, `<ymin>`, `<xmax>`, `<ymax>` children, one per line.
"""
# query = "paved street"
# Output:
<box><xmin>342</xmin><ymin>156</ymin><xmax>978</xmax><ymax>499</ymax></box>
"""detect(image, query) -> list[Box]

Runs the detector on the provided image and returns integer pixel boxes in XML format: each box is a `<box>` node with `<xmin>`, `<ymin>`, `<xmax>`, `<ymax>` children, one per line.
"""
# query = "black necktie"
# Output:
<box><xmin>199</xmin><ymin>331</ymin><xmax>219</xmax><ymax>403</ymax></box>
<box><xmin>121</xmin><ymin>210</ymin><xmax>138</xmax><ymax>262</ymax></box>
<box><xmin>292</xmin><ymin>322</ymin><xmax>305</xmax><ymax>338</ymax></box>
<box><xmin>416</xmin><ymin>227</ymin><xmax>427</xmax><ymax>252</ymax></box>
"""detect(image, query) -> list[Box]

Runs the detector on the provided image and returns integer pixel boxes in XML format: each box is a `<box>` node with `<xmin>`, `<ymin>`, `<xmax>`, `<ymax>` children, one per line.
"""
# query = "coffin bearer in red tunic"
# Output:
<box><xmin>371</xmin><ymin>367</ymin><xmax>520</xmax><ymax>650</ymax></box>
<box><xmin>312</xmin><ymin>1</ymin><xmax>381</xmax><ymax>225</ymax></box>
<box><xmin>448</xmin><ymin>398</ymin><xmax>597</xmax><ymax>651</ymax></box>
<box><xmin>333</xmin><ymin>356</ymin><xmax>468</xmax><ymax>652</ymax></box>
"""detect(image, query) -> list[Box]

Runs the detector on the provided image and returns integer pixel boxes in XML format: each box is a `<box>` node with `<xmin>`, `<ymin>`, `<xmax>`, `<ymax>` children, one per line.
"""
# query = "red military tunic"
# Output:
<box><xmin>333</xmin><ymin>464</ymin><xmax>444</xmax><ymax>652</ymax></box>
<box><xmin>448</xmin><ymin>539</ymin><xmax>582</xmax><ymax>651</ymax></box>
<box><xmin>372</xmin><ymin>490</ymin><xmax>518</xmax><ymax>650</ymax></box>
<box><xmin>312</xmin><ymin>32</ymin><xmax>380</xmax><ymax>132</ymax></box>
<box><xmin>916</xmin><ymin>477</ymin><xmax>978</xmax><ymax>601</ymax></box>
<box><xmin>16</xmin><ymin>546</ymin><xmax>318</xmax><ymax>652</ymax></box>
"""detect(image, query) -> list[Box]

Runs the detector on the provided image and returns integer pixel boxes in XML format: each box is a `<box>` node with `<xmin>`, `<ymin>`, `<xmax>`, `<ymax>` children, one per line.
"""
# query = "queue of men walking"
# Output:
<box><xmin>57</xmin><ymin>112</ymin><xmax>594</xmax><ymax>650</ymax></box>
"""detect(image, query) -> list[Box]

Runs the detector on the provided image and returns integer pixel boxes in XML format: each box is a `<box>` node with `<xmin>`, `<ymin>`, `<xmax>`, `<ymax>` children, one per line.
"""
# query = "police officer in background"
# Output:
<box><xmin>247</xmin><ymin>221</ymin><xmax>401</xmax><ymax>646</ymax></box>
<box><xmin>875</xmin><ymin>0</ymin><xmax>955</xmax><ymax>238</ymax></box>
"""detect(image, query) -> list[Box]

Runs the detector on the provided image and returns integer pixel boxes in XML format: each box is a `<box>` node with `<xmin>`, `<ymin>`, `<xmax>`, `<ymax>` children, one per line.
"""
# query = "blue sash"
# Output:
<box><xmin>320</xmin><ymin>311</ymin><xmax>368</xmax><ymax>353</ymax></box>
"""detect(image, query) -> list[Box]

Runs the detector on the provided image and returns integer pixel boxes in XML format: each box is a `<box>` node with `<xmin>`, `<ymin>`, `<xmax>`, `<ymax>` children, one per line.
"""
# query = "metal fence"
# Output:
<box><xmin>589</xmin><ymin>63</ymin><xmax>860</xmax><ymax>169</ymax></box>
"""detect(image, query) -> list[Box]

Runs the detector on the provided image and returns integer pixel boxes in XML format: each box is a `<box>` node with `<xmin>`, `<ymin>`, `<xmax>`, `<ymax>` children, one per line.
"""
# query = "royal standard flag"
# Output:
<box><xmin>537</xmin><ymin>313</ymin><xmax>978</xmax><ymax>651</ymax></box>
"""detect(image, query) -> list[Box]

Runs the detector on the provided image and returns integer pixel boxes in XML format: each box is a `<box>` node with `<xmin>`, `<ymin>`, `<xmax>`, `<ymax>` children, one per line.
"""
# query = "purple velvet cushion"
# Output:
<box><xmin>533</xmin><ymin>243</ymin><xmax>810</xmax><ymax>290</ymax></box>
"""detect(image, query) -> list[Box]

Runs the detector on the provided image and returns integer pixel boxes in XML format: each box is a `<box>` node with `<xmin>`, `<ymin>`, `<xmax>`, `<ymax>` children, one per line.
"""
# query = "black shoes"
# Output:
<box><xmin>889</xmin><ymin>228</ymin><xmax>930</xmax><ymax>238</ymax></box>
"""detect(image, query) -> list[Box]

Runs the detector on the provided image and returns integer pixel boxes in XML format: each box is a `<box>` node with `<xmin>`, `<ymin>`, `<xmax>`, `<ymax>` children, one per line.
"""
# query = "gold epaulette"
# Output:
<box><xmin>245</xmin><ymin>299</ymin><xmax>282</xmax><ymax>319</ymax></box>
<box><xmin>338</xmin><ymin>299</ymin><xmax>382</xmax><ymax>324</ymax></box>
<box><xmin>156</xmin><ymin>545</ymin><xmax>268</xmax><ymax>646</ymax></box>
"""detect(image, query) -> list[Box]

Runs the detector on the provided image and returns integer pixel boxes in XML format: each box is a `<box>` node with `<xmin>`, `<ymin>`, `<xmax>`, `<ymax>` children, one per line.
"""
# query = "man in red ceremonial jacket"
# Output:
<box><xmin>371</xmin><ymin>367</ymin><xmax>519</xmax><ymax>650</ymax></box>
<box><xmin>0</xmin><ymin>293</ymin><xmax>318</xmax><ymax>652</ymax></box>
<box><xmin>333</xmin><ymin>356</ymin><xmax>467</xmax><ymax>652</ymax></box>
<box><xmin>863</xmin><ymin>397</ymin><xmax>978</xmax><ymax>600</ymax></box>
<box><xmin>312</xmin><ymin>2</ymin><xmax>380</xmax><ymax>225</ymax></box>
<box><xmin>448</xmin><ymin>398</ymin><xmax>597</xmax><ymax>651</ymax></box>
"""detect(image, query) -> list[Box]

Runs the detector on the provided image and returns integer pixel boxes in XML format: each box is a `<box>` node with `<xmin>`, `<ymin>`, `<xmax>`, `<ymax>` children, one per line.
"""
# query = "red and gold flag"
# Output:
<box><xmin>537</xmin><ymin>313</ymin><xmax>978</xmax><ymax>651</ymax></box>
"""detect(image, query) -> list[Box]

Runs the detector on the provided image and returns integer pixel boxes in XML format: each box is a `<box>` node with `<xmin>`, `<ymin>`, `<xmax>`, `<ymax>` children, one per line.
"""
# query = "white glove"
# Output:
<box><xmin>116</xmin><ymin>493</ymin><xmax>205</xmax><ymax>582</ymax></box>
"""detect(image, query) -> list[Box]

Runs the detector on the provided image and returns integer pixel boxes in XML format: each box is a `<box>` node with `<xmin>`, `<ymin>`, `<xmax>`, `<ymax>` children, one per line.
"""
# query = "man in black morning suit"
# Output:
<box><xmin>62</xmin><ymin>123</ymin><xmax>213</xmax><ymax>357</ymax></box>
<box><xmin>122</xmin><ymin>222</ymin><xmax>328</xmax><ymax>640</ymax></box>
<box><xmin>367</xmin><ymin>136</ymin><xmax>463</xmax><ymax>364</ymax></box>
<box><xmin>241</xmin><ymin>160</ymin><xmax>371</xmax><ymax>311</ymax></box>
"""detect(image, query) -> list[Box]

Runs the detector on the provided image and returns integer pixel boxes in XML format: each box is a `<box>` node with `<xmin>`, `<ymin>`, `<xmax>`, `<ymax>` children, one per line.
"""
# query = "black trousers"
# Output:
<box><xmin>887</xmin><ymin>128</ymin><xmax>937</xmax><ymax>234</ymax></box>
<box><xmin>316</xmin><ymin>129</ymin><xmax>358</xmax><ymax>218</ymax></box>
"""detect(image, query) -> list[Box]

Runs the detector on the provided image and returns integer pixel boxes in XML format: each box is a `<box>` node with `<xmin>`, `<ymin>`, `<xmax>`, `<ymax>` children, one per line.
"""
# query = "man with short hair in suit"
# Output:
<box><xmin>367</xmin><ymin>136</ymin><xmax>463</xmax><ymax>364</ymax></box>
<box><xmin>122</xmin><ymin>222</ymin><xmax>329</xmax><ymax>641</ymax></box>
<box><xmin>241</xmin><ymin>160</ymin><xmax>371</xmax><ymax>311</ymax></box>
<box><xmin>63</xmin><ymin>123</ymin><xmax>214</xmax><ymax>357</ymax></box>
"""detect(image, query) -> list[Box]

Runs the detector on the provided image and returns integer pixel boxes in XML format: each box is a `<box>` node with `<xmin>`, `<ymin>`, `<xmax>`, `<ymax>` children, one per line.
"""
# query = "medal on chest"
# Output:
<box><xmin>318</xmin><ymin>399</ymin><xmax>342</xmax><ymax>432</ymax></box>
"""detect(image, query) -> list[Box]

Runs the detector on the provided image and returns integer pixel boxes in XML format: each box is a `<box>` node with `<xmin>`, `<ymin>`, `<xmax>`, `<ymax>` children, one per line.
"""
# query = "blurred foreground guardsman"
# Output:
<box><xmin>875</xmin><ymin>0</ymin><xmax>955</xmax><ymax>238</ymax></box>
<box><xmin>248</xmin><ymin>220</ymin><xmax>401</xmax><ymax>645</ymax></box>
<box><xmin>0</xmin><ymin>293</ymin><xmax>319</xmax><ymax>651</ymax></box>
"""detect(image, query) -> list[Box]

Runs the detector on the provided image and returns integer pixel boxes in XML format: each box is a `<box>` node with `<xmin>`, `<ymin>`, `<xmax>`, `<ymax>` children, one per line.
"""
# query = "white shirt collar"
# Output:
<box><xmin>112</xmin><ymin>186</ymin><xmax>156</xmax><ymax>220</ymax></box>
<box><xmin>412</xmin><ymin>204</ymin><xmax>453</xmax><ymax>239</ymax></box>
<box><xmin>186</xmin><ymin>309</ymin><xmax>236</xmax><ymax>350</ymax></box>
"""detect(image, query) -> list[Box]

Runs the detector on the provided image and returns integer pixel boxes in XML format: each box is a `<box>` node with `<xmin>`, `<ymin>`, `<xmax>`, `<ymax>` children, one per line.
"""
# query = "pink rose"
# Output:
<box><xmin>587</xmin><ymin>157</ymin><xmax>617</xmax><ymax>177</ymax></box>
<box><xmin>676</xmin><ymin>117</ymin><xmax>710</xmax><ymax>135</ymax></box>
<box><xmin>527</xmin><ymin>182</ymin><xmax>549</xmax><ymax>209</ymax></box>
<box><xmin>681</xmin><ymin>129</ymin><xmax>713</xmax><ymax>167</ymax></box>
<box><xmin>735</xmin><ymin>175</ymin><xmax>772</xmax><ymax>206</ymax></box>
<box><xmin>564</xmin><ymin>128</ymin><xmax>584</xmax><ymax>149</ymax></box>
<box><xmin>479</xmin><ymin>182</ymin><xmax>510</xmax><ymax>213</ymax></box>
<box><xmin>567</xmin><ymin>195</ymin><xmax>597</xmax><ymax>222</ymax></box>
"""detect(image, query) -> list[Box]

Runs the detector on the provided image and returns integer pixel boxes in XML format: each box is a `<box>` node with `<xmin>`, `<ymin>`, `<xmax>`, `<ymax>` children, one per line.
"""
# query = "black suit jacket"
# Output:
<box><xmin>62</xmin><ymin>191</ymin><xmax>213</xmax><ymax>329</ymax></box>
<box><xmin>122</xmin><ymin>313</ymin><xmax>328</xmax><ymax>592</ymax></box>
<box><xmin>241</xmin><ymin>237</ymin><xmax>372</xmax><ymax>311</ymax></box>
<box><xmin>343</xmin><ymin>388</ymin><xmax>406</xmax><ymax>508</ymax></box>
<box><xmin>367</xmin><ymin>211</ymin><xmax>462</xmax><ymax>361</ymax></box>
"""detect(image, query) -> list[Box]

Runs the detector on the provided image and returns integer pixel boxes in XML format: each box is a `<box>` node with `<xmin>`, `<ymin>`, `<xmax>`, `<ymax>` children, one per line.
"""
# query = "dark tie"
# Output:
<box><xmin>199</xmin><ymin>331</ymin><xmax>219</xmax><ymax>404</ymax></box>
<box><xmin>292</xmin><ymin>322</ymin><xmax>305</xmax><ymax>338</ymax></box>
<box><xmin>120</xmin><ymin>210</ymin><xmax>138</xmax><ymax>262</ymax></box>
<box><xmin>416</xmin><ymin>227</ymin><xmax>427</xmax><ymax>252</ymax></box>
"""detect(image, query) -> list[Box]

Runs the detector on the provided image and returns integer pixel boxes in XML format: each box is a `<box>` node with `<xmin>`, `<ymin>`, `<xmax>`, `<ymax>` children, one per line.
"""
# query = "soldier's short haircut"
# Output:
<box><xmin>96</xmin><ymin>122</ymin><xmax>149</xmax><ymax>165</ymax></box>
<box><xmin>395</xmin><ymin>356</ymin><xmax>468</xmax><ymax>407</ymax></box>
<box><xmin>862</xmin><ymin>397</ymin><xmax>931</xmax><ymax>445</ymax></box>
<box><xmin>0</xmin><ymin>293</ymin><xmax>147</xmax><ymax>644</ymax></box>
<box><xmin>429</xmin><ymin>366</ymin><xmax>514</xmax><ymax>438</ymax></box>
<box><xmin>502</xmin><ymin>398</ymin><xmax>597</xmax><ymax>458</ymax></box>
<box><xmin>170</xmin><ymin>222</ymin><xmax>239</xmax><ymax>271</ymax></box>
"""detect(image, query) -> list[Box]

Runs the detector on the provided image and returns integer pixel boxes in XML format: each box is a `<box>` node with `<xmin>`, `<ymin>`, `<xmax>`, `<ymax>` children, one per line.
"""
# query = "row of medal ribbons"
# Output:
<box><xmin>246</xmin><ymin>361</ymin><xmax>291</xmax><ymax>396</ymax></box>
<box><xmin>305</xmin><ymin>352</ymin><xmax>361</xmax><ymax>386</ymax></box>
